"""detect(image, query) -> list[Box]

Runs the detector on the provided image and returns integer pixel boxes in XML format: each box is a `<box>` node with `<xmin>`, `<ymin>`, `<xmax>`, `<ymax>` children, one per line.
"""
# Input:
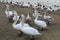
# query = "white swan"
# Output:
<box><xmin>5</xmin><ymin>4</ymin><xmax>14</xmax><ymax>18</ymax></box>
<box><xmin>21</xmin><ymin>14</ymin><xmax>41</xmax><ymax>40</ymax></box>
<box><xmin>32</xmin><ymin>9</ymin><xmax>42</xmax><ymax>18</ymax></box>
<box><xmin>12</xmin><ymin>14</ymin><xmax>30</xmax><ymax>31</ymax></box>
<box><xmin>13</xmin><ymin>11</ymin><xmax>22</xmax><ymax>22</ymax></box>
<box><xmin>23</xmin><ymin>3</ymin><xmax>30</xmax><ymax>7</ymax></box>
<box><xmin>43</xmin><ymin>12</ymin><xmax>54</xmax><ymax>22</ymax></box>
<box><xmin>12</xmin><ymin>14</ymin><xmax>41</xmax><ymax>40</ymax></box>
<box><xmin>34</xmin><ymin>13</ymin><xmax>47</xmax><ymax>30</ymax></box>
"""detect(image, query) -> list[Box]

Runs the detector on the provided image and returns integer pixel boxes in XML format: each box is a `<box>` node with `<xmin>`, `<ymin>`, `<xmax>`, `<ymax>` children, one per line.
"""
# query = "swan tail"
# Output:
<box><xmin>38</xmin><ymin>33</ymin><xmax>42</xmax><ymax>35</ymax></box>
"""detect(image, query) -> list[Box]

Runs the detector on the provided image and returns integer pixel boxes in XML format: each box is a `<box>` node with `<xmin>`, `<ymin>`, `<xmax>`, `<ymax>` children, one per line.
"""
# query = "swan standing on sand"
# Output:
<box><xmin>43</xmin><ymin>11</ymin><xmax>54</xmax><ymax>24</ymax></box>
<box><xmin>5</xmin><ymin>4</ymin><xmax>16</xmax><ymax>22</ymax></box>
<box><xmin>13</xmin><ymin>11</ymin><xmax>22</xmax><ymax>22</ymax></box>
<box><xmin>12</xmin><ymin>14</ymin><xmax>30</xmax><ymax>37</ymax></box>
<box><xmin>20</xmin><ymin>14</ymin><xmax>41</xmax><ymax>40</ymax></box>
<box><xmin>12</xmin><ymin>14</ymin><xmax>30</xmax><ymax>31</ymax></box>
<box><xmin>5</xmin><ymin>4</ymin><xmax>13</xmax><ymax>18</ymax></box>
<box><xmin>12</xmin><ymin>14</ymin><xmax>41</xmax><ymax>40</ymax></box>
<box><xmin>34</xmin><ymin>13</ymin><xmax>47</xmax><ymax>30</ymax></box>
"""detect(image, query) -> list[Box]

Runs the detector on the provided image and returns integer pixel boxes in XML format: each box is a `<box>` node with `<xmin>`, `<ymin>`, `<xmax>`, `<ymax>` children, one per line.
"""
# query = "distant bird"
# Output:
<box><xmin>23</xmin><ymin>3</ymin><xmax>30</xmax><ymax>8</ymax></box>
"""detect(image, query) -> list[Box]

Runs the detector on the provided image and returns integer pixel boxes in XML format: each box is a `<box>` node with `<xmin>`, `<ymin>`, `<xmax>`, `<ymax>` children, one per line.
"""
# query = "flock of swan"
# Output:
<box><xmin>4</xmin><ymin>4</ymin><xmax>54</xmax><ymax>40</ymax></box>
<box><xmin>1</xmin><ymin>0</ymin><xmax>58</xmax><ymax>12</ymax></box>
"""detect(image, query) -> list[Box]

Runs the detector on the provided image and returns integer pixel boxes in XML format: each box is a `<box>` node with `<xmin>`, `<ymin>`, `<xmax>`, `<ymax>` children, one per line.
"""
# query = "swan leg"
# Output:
<box><xmin>47</xmin><ymin>21</ymin><xmax>49</xmax><ymax>25</ymax></box>
<box><xmin>38</xmin><ymin>27</ymin><xmax>43</xmax><ymax>31</ymax></box>
<box><xmin>17</xmin><ymin>31</ymin><xmax>23</xmax><ymax>37</ymax></box>
<box><xmin>30</xmin><ymin>36</ymin><xmax>34</xmax><ymax>40</ymax></box>
<box><xmin>41</xmin><ymin>27</ymin><xmax>48</xmax><ymax>31</ymax></box>
<box><xmin>20</xmin><ymin>32</ymin><xmax>23</xmax><ymax>37</ymax></box>
<box><xmin>27</xmin><ymin>20</ymin><xmax>31</xmax><ymax>25</ymax></box>
<box><xmin>41</xmin><ymin>27</ymin><xmax>44</xmax><ymax>31</ymax></box>
<box><xmin>20</xmin><ymin>31</ymin><xmax>23</xmax><ymax>37</ymax></box>
<box><xmin>37</xmin><ymin>28</ymin><xmax>40</xmax><ymax>31</ymax></box>
<box><xmin>9</xmin><ymin>18</ymin><xmax>12</xmax><ymax>23</ymax></box>
<box><xmin>8</xmin><ymin>16</ymin><xmax>13</xmax><ymax>23</ymax></box>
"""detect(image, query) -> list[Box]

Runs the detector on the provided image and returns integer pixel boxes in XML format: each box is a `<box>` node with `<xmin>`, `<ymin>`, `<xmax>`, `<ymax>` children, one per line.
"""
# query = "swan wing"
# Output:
<box><xmin>24</xmin><ymin>23</ymin><xmax>30</xmax><ymax>27</ymax></box>
<box><xmin>9</xmin><ymin>11</ymin><xmax>13</xmax><ymax>16</ymax></box>
<box><xmin>22</xmin><ymin>27</ymin><xmax>41</xmax><ymax>35</ymax></box>
<box><xmin>13</xmin><ymin>24</ymin><xmax>22</xmax><ymax>30</ymax></box>
<box><xmin>5</xmin><ymin>11</ymin><xmax>13</xmax><ymax>17</ymax></box>
<box><xmin>35</xmin><ymin>20</ymin><xmax>47</xmax><ymax>27</ymax></box>
<box><xmin>46</xmin><ymin>16</ymin><xmax>52</xmax><ymax>19</ymax></box>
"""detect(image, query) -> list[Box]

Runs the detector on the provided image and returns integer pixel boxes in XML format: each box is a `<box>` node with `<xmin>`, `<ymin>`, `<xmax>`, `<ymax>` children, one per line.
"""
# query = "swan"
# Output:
<box><xmin>23</xmin><ymin>3</ymin><xmax>30</xmax><ymax>8</ymax></box>
<box><xmin>21</xmin><ymin>14</ymin><xmax>41</xmax><ymax>40</ymax></box>
<box><xmin>13</xmin><ymin>11</ymin><xmax>22</xmax><ymax>22</ymax></box>
<box><xmin>32</xmin><ymin>9</ymin><xmax>42</xmax><ymax>18</ymax></box>
<box><xmin>26</xmin><ymin>13</ymin><xmax>31</xmax><ymax>20</ymax></box>
<box><xmin>12</xmin><ymin>14</ymin><xmax>30</xmax><ymax>31</ymax></box>
<box><xmin>12</xmin><ymin>14</ymin><xmax>41</xmax><ymax>40</ymax></box>
<box><xmin>5</xmin><ymin>4</ymin><xmax>14</xmax><ymax>18</ymax></box>
<box><xmin>5</xmin><ymin>4</ymin><xmax>16</xmax><ymax>22</ymax></box>
<box><xmin>43</xmin><ymin>12</ymin><xmax>54</xmax><ymax>24</ymax></box>
<box><xmin>12</xmin><ymin>13</ymin><xmax>30</xmax><ymax>37</ymax></box>
<box><xmin>26</xmin><ymin>13</ymin><xmax>32</xmax><ymax>26</ymax></box>
<box><xmin>34</xmin><ymin>13</ymin><xmax>47</xmax><ymax>30</ymax></box>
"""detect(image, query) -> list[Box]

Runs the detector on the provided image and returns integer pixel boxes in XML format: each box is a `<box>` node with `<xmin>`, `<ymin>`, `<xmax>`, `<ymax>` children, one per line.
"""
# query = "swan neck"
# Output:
<box><xmin>6</xmin><ymin>4</ymin><xmax>10</xmax><ymax>11</ymax></box>
<box><xmin>44</xmin><ymin>12</ymin><xmax>46</xmax><ymax>18</ymax></box>
<box><xmin>35</xmin><ymin>14</ymin><xmax>38</xmax><ymax>20</ymax></box>
<box><xmin>12</xmin><ymin>15</ymin><xmax>18</xmax><ymax>27</ymax></box>
<box><xmin>28</xmin><ymin>14</ymin><xmax>29</xmax><ymax>17</ymax></box>
<box><xmin>21</xmin><ymin>15</ymin><xmax>25</xmax><ymax>26</ymax></box>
